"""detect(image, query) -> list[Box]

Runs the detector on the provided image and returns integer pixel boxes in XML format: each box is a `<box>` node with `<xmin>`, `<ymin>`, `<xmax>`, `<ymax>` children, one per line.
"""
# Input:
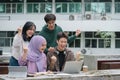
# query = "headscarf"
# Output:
<box><xmin>27</xmin><ymin>35</ymin><xmax>47</xmax><ymax>72</ymax></box>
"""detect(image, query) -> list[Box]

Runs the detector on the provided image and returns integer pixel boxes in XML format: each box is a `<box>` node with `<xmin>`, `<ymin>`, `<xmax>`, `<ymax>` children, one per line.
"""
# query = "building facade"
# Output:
<box><xmin>0</xmin><ymin>0</ymin><xmax>120</xmax><ymax>54</ymax></box>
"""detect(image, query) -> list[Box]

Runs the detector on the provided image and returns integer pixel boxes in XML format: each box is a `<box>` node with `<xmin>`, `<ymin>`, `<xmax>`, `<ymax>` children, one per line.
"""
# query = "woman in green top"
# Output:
<box><xmin>39</xmin><ymin>14</ymin><xmax>80</xmax><ymax>54</ymax></box>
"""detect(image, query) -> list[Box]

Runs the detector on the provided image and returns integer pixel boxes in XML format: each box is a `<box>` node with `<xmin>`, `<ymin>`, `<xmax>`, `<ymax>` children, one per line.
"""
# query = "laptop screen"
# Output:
<box><xmin>63</xmin><ymin>61</ymin><xmax>83</xmax><ymax>74</ymax></box>
<box><xmin>8</xmin><ymin>66</ymin><xmax>27</xmax><ymax>78</ymax></box>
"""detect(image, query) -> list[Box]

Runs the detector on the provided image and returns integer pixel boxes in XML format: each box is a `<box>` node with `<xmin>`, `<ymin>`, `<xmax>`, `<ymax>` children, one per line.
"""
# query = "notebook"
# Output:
<box><xmin>63</xmin><ymin>60</ymin><xmax>83</xmax><ymax>74</ymax></box>
<box><xmin>8</xmin><ymin>66</ymin><xmax>27</xmax><ymax>78</ymax></box>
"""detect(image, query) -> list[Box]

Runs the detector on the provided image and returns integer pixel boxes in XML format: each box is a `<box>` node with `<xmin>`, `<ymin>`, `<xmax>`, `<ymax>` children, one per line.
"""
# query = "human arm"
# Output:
<box><xmin>68</xmin><ymin>29</ymin><xmax>81</xmax><ymax>44</ymax></box>
<box><xmin>18</xmin><ymin>56</ymin><xmax>27</xmax><ymax>66</ymax></box>
<box><xmin>18</xmin><ymin>47</ymin><xmax>28</xmax><ymax>66</ymax></box>
<box><xmin>47</xmin><ymin>52</ymin><xmax>57</xmax><ymax>71</ymax></box>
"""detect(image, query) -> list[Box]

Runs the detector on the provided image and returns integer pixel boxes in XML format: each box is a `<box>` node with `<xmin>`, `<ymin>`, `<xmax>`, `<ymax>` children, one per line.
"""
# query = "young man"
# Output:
<box><xmin>47</xmin><ymin>32</ymin><xmax>75</xmax><ymax>72</ymax></box>
<box><xmin>39</xmin><ymin>14</ymin><xmax>80</xmax><ymax>54</ymax></box>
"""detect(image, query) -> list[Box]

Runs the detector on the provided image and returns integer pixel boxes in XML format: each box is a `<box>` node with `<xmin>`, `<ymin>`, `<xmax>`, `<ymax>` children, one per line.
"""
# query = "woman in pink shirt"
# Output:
<box><xmin>18</xmin><ymin>35</ymin><xmax>47</xmax><ymax>74</ymax></box>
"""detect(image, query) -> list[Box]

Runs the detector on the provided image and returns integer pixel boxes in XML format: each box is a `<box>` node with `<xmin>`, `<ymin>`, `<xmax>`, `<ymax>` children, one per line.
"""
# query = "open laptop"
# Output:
<box><xmin>63</xmin><ymin>60</ymin><xmax>83</xmax><ymax>74</ymax></box>
<box><xmin>8</xmin><ymin>66</ymin><xmax>27</xmax><ymax>78</ymax></box>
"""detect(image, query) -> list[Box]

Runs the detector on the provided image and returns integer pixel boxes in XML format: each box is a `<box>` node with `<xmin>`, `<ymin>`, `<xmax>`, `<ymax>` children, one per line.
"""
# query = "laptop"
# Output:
<box><xmin>8</xmin><ymin>66</ymin><xmax>27</xmax><ymax>78</ymax></box>
<box><xmin>63</xmin><ymin>60</ymin><xmax>83</xmax><ymax>74</ymax></box>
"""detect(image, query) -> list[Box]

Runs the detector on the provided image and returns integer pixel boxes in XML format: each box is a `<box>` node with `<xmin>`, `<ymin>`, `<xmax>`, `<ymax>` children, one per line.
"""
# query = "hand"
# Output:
<box><xmin>23</xmin><ymin>47</ymin><xmax>28</xmax><ymax>53</ymax></box>
<box><xmin>51</xmin><ymin>56</ymin><xmax>57</xmax><ymax>65</ymax></box>
<box><xmin>22</xmin><ymin>47</ymin><xmax>28</xmax><ymax>61</ymax></box>
<box><xmin>17</xmin><ymin>27</ymin><xmax>22</xmax><ymax>35</ymax></box>
<box><xmin>75</xmin><ymin>51</ymin><xmax>81</xmax><ymax>61</ymax></box>
<box><xmin>75</xmin><ymin>29</ymin><xmax>81</xmax><ymax>37</ymax></box>
<box><xmin>48</xmin><ymin>47</ymin><xmax>55</xmax><ymax>52</ymax></box>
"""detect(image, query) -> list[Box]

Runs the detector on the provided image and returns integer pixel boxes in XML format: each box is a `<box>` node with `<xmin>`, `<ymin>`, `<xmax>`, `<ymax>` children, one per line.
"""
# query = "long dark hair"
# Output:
<box><xmin>22</xmin><ymin>21</ymin><xmax>36</xmax><ymax>42</ymax></box>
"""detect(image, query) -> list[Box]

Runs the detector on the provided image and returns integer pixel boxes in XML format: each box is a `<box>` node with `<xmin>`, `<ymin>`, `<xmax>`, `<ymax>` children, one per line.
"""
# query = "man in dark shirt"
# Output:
<box><xmin>47</xmin><ymin>32</ymin><xmax>75</xmax><ymax>72</ymax></box>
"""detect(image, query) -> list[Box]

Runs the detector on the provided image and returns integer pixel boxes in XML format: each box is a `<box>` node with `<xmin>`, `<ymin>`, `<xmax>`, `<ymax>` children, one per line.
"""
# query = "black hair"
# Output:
<box><xmin>57</xmin><ymin>32</ymin><xmax>68</xmax><ymax>41</ymax></box>
<box><xmin>22</xmin><ymin>21</ymin><xmax>36</xmax><ymax>41</ymax></box>
<box><xmin>44</xmin><ymin>14</ymin><xmax>56</xmax><ymax>23</ymax></box>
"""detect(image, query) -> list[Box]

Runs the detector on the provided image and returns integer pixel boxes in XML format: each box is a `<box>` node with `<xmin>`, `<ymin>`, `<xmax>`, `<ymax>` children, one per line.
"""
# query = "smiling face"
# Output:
<box><xmin>47</xmin><ymin>20</ymin><xmax>55</xmax><ymax>30</ymax></box>
<box><xmin>57</xmin><ymin>37</ymin><xmax>67</xmax><ymax>51</ymax></box>
<box><xmin>26</xmin><ymin>26</ymin><xmax>36</xmax><ymax>38</ymax></box>
<box><xmin>39</xmin><ymin>41</ymin><xmax>47</xmax><ymax>53</ymax></box>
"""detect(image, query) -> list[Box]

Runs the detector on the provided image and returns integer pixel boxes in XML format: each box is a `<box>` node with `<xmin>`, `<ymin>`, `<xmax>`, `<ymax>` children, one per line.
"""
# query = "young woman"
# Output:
<box><xmin>18</xmin><ymin>35</ymin><xmax>47</xmax><ymax>74</ymax></box>
<box><xmin>9</xmin><ymin>21</ymin><xmax>36</xmax><ymax>66</ymax></box>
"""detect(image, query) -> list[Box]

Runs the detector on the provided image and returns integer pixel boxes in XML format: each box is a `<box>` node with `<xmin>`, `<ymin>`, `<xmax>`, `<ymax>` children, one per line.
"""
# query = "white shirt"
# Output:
<box><xmin>11</xmin><ymin>34</ymin><xmax>29</xmax><ymax>60</ymax></box>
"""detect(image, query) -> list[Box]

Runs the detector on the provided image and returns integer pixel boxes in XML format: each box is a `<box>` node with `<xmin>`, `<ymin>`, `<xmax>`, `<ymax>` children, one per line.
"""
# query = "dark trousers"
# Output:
<box><xmin>9</xmin><ymin>56</ymin><xmax>19</xmax><ymax>66</ymax></box>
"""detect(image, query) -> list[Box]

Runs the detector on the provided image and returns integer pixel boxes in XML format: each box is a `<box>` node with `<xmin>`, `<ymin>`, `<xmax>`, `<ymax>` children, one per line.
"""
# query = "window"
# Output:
<box><xmin>115</xmin><ymin>2</ymin><xmax>120</xmax><ymax>13</ymax></box>
<box><xmin>115</xmin><ymin>32</ymin><xmax>120</xmax><ymax>48</ymax></box>
<box><xmin>27</xmin><ymin>3</ymin><xmax>39</xmax><ymax>13</ymax></box>
<box><xmin>0</xmin><ymin>31</ymin><xmax>14</xmax><ymax>47</ymax></box>
<box><xmin>85</xmin><ymin>0</ymin><xmax>111</xmax><ymax>13</ymax></box>
<box><xmin>0</xmin><ymin>4</ymin><xmax>5</xmax><ymax>13</ymax></box>
<box><xmin>27</xmin><ymin>3</ymin><xmax>52</xmax><ymax>13</ymax></box>
<box><xmin>17</xmin><ymin>4</ymin><xmax>23</xmax><ymax>13</ymax></box>
<box><xmin>56</xmin><ymin>2</ymin><xmax>81</xmax><ymax>13</ymax></box>
<box><xmin>85</xmin><ymin>32</ymin><xmax>111</xmax><ymax>48</ymax></box>
<box><xmin>67</xmin><ymin>31</ymin><xmax>81</xmax><ymax>48</ymax></box>
<box><xmin>0</xmin><ymin>3</ymin><xmax>23</xmax><ymax>13</ymax></box>
<box><xmin>69</xmin><ymin>3</ymin><xmax>81</xmax><ymax>13</ymax></box>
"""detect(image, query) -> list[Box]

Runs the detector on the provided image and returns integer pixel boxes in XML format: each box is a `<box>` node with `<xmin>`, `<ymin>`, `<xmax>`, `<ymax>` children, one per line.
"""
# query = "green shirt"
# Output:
<box><xmin>39</xmin><ymin>24</ymin><xmax>76</xmax><ymax>53</ymax></box>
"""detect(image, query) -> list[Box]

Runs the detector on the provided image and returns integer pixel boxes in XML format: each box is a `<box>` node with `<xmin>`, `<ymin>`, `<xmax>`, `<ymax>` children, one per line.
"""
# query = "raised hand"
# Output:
<box><xmin>75</xmin><ymin>29</ymin><xmax>81</xmax><ymax>37</ymax></box>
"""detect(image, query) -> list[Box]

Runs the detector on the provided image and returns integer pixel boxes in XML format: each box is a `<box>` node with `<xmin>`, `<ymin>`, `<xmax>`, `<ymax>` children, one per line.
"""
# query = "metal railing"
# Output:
<box><xmin>0</xmin><ymin>16</ymin><xmax>10</xmax><ymax>20</ymax></box>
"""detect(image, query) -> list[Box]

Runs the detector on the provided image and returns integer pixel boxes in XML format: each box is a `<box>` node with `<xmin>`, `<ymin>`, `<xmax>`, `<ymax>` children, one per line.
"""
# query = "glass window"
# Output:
<box><xmin>27</xmin><ymin>0</ymin><xmax>52</xmax><ymax>2</ymax></box>
<box><xmin>40</xmin><ymin>3</ymin><xmax>52</xmax><ymax>13</ymax></box>
<box><xmin>56</xmin><ymin>3</ymin><xmax>62</xmax><ymax>13</ymax></box>
<box><xmin>85</xmin><ymin>3</ymin><xmax>91</xmax><ymax>11</ymax></box>
<box><xmin>69</xmin><ymin>3</ymin><xmax>74</xmax><ymax>13</ymax></box>
<box><xmin>0</xmin><ymin>31</ymin><xmax>6</xmax><ymax>37</ymax></box>
<box><xmin>91</xmin><ymin>3</ymin><xmax>105</xmax><ymax>14</ymax></box>
<box><xmin>17</xmin><ymin>4</ymin><xmax>23</xmax><ymax>13</ymax></box>
<box><xmin>115</xmin><ymin>39</ymin><xmax>120</xmax><ymax>48</ymax></box>
<box><xmin>85</xmin><ymin>2</ymin><xmax>111</xmax><ymax>13</ymax></box>
<box><xmin>76</xmin><ymin>3</ymin><xmax>81</xmax><ymax>13</ymax></box>
<box><xmin>115</xmin><ymin>2</ymin><xmax>120</xmax><ymax>13</ymax></box>
<box><xmin>33</xmin><ymin>4</ymin><xmax>39</xmax><ymax>13</ymax></box>
<box><xmin>105</xmin><ymin>2</ymin><xmax>111</xmax><ymax>13</ymax></box>
<box><xmin>75</xmin><ymin>39</ymin><xmax>80</xmax><ymax>47</ymax></box>
<box><xmin>0</xmin><ymin>3</ymin><xmax>23</xmax><ymax>13</ymax></box>
<box><xmin>56</xmin><ymin>2</ymin><xmax>81</xmax><ymax>13</ymax></box>
<box><xmin>7</xmin><ymin>31</ymin><xmax>15</xmax><ymax>37</ymax></box>
<box><xmin>99</xmin><ymin>39</ymin><xmax>104</xmax><ymax>48</ymax></box>
<box><xmin>46</xmin><ymin>3</ymin><xmax>52</xmax><ymax>13</ymax></box>
<box><xmin>0</xmin><ymin>4</ymin><xmax>5</xmax><ymax>13</ymax></box>
<box><xmin>40</xmin><ymin>3</ymin><xmax>45</xmax><ymax>13</ymax></box>
<box><xmin>6</xmin><ymin>4</ymin><xmax>11</xmax><ymax>13</ymax></box>
<box><xmin>0</xmin><ymin>38</ymin><xmax>5</xmax><ymax>46</ymax></box>
<box><xmin>12</xmin><ymin>4</ymin><xmax>16</xmax><ymax>13</ymax></box>
<box><xmin>66</xmin><ymin>31</ymin><xmax>81</xmax><ymax>48</ymax></box>
<box><xmin>115</xmin><ymin>0</ymin><xmax>120</xmax><ymax>2</ymax></box>
<box><xmin>27</xmin><ymin>4</ymin><xmax>32</xmax><ymax>13</ymax></box>
<box><xmin>5</xmin><ymin>38</ymin><xmax>10</xmax><ymax>46</ymax></box>
<box><xmin>85</xmin><ymin>32</ymin><xmax>111</xmax><ymax>48</ymax></box>
<box><xmin>115</xmin><ymin>32</ymin><xmax>120</xmax><ymax>38</ymax></box>
<box><xmin>69</xmin><ymin>3</ymin><xmax>81</xmax><ymax>13</ymax></box>
<box><xmin>62</xmin><ymin>3</ymin><xmax>67</xmax><ymax>13</ymax></box>
<box><xmin>85</xmin><ymin>32</ymin><xmax>93</xmax><ymax>38</ymax></box>
<box><xmin>85</xmin><ymin>39</ymin><xmax>91</xmax><ymax>48</ymax></box>
<box><xmin>92</xmin><ymin>39</ymin><xmax>97</xmax><ymax>48</ymax></box>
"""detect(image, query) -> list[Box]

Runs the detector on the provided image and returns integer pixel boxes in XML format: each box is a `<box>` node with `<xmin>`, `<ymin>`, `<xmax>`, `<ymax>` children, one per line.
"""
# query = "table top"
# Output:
<box><xmin>0</xmin><ymin>69</ymin><xmax>120</xmax><ymax>80</ymax></box>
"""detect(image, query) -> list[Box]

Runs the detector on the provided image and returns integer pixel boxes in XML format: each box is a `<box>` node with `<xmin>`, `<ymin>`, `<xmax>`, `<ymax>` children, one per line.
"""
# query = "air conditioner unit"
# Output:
<box><xmin>101</xmin><ymin>16</ymin><xmax>107</xmax><ymax>20</ymax></box>
<box><xmin>85</xmin><ymin>14</ymin><xmax>91</xmax><ymax>20</ymax></box>
<box><xmin>69</xmin><ymin>15</ymin><xmax>74</xmax><ymax>20</ymax></box>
